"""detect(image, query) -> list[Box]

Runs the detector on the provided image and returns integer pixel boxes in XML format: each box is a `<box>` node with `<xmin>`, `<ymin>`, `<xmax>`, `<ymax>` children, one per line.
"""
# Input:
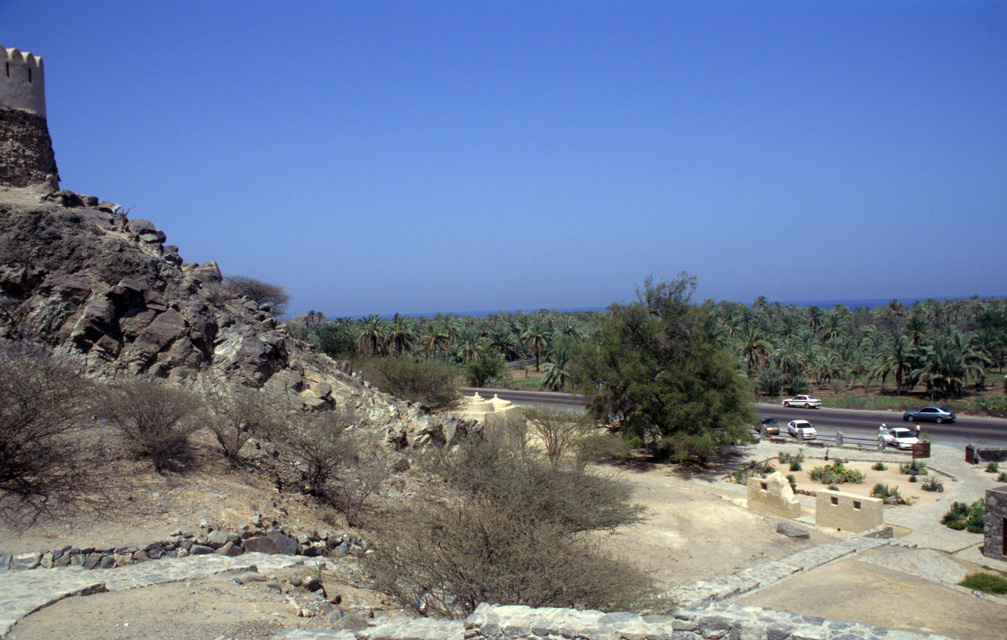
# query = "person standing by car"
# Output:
<box><xmin>914</xmin><ymin>424</ymin><xmax>921</xmax><ymax>439</ymax></box>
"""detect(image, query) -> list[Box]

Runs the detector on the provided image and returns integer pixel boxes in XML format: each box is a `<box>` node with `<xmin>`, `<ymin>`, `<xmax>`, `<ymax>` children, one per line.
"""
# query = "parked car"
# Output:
<box><xmin>903</xmin><ymin>406</ymin><xmax>956</xmax><ymax>423</ymax></box>
<box><xmin>878</xmin><ymin>425</ymin><xmax>920</xmax><ymax>450</ymax></box>
<box><xmin>782</xmin><ymin>395</ymin><xmax>822</xmax><ymax>408</ymax></box>
<box><xmin>787</xmin><ymin>420</ymin><xmax>817</xmax><ymax>439</ymax></box>
<box><xmin>759</xmin><ymin>416</ymin><xmax>780</xmax><ymax>435</ymax></box>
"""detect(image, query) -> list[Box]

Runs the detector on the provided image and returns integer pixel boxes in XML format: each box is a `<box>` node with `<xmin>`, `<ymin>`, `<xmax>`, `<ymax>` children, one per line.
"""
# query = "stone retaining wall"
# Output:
<box><xmin>278</xmin><ymin>602</ymin><xmax>955</xmax><ymax>640</ymax></box>
<box><xmin>0</xmin><ymin>106</ymin><xmax>57</xmax><ymax>187</ymax></box>
<box><xmin>983</xmin><ymin>486</ymin><xmax>1007</xmax><ymax>562</ymax></box>
<box><xmin>0</xmin><ymin>522</ymin><xmax>365</xmax><ymax>572</ymax></box>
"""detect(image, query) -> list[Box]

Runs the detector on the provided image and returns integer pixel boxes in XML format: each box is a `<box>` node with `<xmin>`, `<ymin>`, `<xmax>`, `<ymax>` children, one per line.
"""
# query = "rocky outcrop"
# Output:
<box><xmin>0</xmin><ymin>186</ymin><xmax>464</xmax><ymax>447</ymax></box>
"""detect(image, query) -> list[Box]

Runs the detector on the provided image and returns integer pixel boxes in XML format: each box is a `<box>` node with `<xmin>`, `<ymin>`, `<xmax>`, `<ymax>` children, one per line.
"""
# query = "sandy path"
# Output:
<box><xmin>596</xmin><ymin>460</ymin><xmax>837</xmax><ymax>587</ymax></box>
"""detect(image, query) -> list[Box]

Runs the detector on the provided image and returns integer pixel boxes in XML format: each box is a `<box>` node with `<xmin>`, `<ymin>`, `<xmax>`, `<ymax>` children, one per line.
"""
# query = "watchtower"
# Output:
<box><xmin>1</xmin><ymin>43</ymin><xmax>58</xmax><ymax>187</ymax></box>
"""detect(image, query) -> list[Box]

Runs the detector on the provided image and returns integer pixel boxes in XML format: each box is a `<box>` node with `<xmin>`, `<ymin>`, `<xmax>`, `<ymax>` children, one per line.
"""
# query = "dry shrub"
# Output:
<box><xmin>202</xmin><ymin>385</ymin><xmax>276</xmax><ymax>463</ymax></box>
<box><xmin>269</xmin><ymin>408</ymin><xmax>389</xmax><ymax>525</ymax></box>
<box><xmin>224</xmin><ymin>275</ymin><xmax>290</xmax><ymax>317</ymax></box>
<box><xmin>523</xmin><ymin>406</ymin><xmax>592</xmax><ymax>467</ymax></box>
<box><xmin>368</xmin><ymin>497</ymin><xmax>654</xmax><ymax>618</ymax></box>
<box><xmin>0</xmin><ymin>341</ymin><xmax>98</xmax><ymax>524</ymax></box>
<box><xmin>359</xmin><ymin>356</ymin><xmax>462</xmax><ymax>412</ymax></box>
<box><xmin>365</xmin><ymin>430</ymin><xmax>655</xmax><ymax>617</ymax></box>
<box><xmin>200</xmin><ymin>281</ymin><xmax>238</xmax><ymax>307</ymax></box>
<box><xmin>101</xmin><ymin>380</ymin><xmax>202</xmax><ymax>471</ymax></box>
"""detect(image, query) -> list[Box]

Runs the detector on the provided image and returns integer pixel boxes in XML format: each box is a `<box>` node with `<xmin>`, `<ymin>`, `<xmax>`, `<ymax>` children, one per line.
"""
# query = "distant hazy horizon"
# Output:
<box><xmin>307</xmin><ymin>294</ymin><xmax>1007</xmax><ymax>322</ymax></box>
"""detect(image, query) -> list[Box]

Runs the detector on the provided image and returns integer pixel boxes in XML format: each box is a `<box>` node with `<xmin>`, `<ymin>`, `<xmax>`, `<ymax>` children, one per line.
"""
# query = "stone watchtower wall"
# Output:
<box><xmin>0</xmin><ymin>44</ymin><xmax>58</xmax><ymax>187</ymax></box>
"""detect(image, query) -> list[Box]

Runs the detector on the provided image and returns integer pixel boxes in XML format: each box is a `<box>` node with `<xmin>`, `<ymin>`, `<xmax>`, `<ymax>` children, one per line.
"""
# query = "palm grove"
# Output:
<box><xmin>292</xmin><ymin>283</ymin><xmax>1006</xmax><ymax>412</ymax></box>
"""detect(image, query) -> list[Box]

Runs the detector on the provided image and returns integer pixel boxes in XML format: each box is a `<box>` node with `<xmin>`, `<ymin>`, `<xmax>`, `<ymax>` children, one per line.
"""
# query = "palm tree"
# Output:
<box><xmin>540</xmin><ymin>342</ymin><xmax>573</xmax><ymax>391</ymax></box>
<box><xmin>521</xmin><ymin>323</ymin><xmax>550</xmax><ymax>371</ymax></box>
<box><xmin>388</xmin><ymin>313</ymin><xmax>416</xmax><ymax>356</ymax></box>
<box><xmin>905</xmin><ymin>313</ymin><xmax>929</xmax><ymax>347</ymax></box>
<box><xmin>738</xmin><ymin>325</ymin><xmax>773</xmax><ymax>372</ymax></box>
<box><xmin>356</xmin><ymin>315</ymin><xmax>387</xmax><ymax>356</ymax></box>
<box><xmin>453</xmin><ymin>329</ymin><xmax>487</xmax><ymax>364</ymax></box>
<box><xmin>843</xmin><ymin>345</ymin><xmax>869</xmax><ymax>391</ymax></box>
<box><xmin>806</xmin><ymin>305</ymin><xmax>825</xmax><ymax>335</ymax></box>
<box><xmin>487</xmin><ymin>327</ymin><xmax>521</xmax><ymax>361</ymax></box>
<box><xmin>873</xmin><ymin>333</ymin><xmax>914</xmax><ymax>394</ymax></box>
<box><xmin>917</xmin><ymin>336</ymin><xmax>967</xmax><ymax>399</ymax></box>
<box><xmin>421</xmin><ymin>318</ymin><xmax>452</xmax><ymax>359</ymax></box>
<box><xmin>772</xmin><ymin>339</ymin><xmax>803</xmax><ymax>375</ymax></box>
<box><xmin>820</xmin><ymin>309</ymin><xmax>849</xmax><ymax>342</ymax></box>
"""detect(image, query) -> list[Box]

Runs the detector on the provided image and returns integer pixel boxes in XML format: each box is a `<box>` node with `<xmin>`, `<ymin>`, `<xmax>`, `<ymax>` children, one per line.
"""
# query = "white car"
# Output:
<box><xmin>787</xmin><ymin>420</ymin><xmax>818</xmax><ymax>439</ymax></box>
<box><xmin>878</xmin><ymin>426</ymin><xmax>920</xmax><ymax>450</ymax></box>
<box><xmin>782</xmin><ymin>395</ymin><xmax>822</xmax><ymax>408</ymax></box>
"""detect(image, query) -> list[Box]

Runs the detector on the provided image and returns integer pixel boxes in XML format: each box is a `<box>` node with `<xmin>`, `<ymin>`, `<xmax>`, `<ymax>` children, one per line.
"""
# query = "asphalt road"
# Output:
<box><xmin>757</xmin><ymin>404</ymin><xmax>1007</xmax><ymax>449</ymax></box>
<box><xmin>461</xmin><ymin>387</ymin><xmax>1007</xmax><ymax>448</ymax></box>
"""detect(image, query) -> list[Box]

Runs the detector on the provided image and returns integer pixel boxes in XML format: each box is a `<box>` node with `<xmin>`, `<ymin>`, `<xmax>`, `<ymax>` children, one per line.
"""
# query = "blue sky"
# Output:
<box><xmin>4</xmin><ymin>1</ymin><xmax>1006</xmax><ymax>317</ymax></box>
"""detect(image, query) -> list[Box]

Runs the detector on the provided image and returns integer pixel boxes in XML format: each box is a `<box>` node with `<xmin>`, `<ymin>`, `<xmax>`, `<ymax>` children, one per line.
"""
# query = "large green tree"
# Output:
<box><xmin>572</xmin><ymin>275</ymin><xmax>754</xmax><ymax>462</ymax></box>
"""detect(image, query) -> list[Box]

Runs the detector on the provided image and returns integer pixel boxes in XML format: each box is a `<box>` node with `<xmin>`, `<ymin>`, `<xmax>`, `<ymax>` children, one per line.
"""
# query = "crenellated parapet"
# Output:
<box><xmin>0</xmin><ymin>44</ymin><xmax>57</xmax><ymax>187</ymax></box>
<box><xmin>1</xmin><ymin>44</ymin><xmax>46</xmax><ymax>117</ymax></box>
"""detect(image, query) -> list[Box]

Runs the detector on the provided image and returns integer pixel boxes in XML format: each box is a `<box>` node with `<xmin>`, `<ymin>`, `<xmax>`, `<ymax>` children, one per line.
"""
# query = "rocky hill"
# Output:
<box><xmin>0</xmin><ymin>183</ymin><xmax>459</xmax><ymax>447</ymax></box>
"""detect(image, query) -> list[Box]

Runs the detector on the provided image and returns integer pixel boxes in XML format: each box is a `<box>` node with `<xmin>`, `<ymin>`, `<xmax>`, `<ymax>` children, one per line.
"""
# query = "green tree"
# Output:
<box><xmin>572</xmin><ymin>275</ymin><xmax>754</xmax><ymax>462</ymax></box>
<box><xmin>465</xmin><ymin>350</ymin><xmax>508</xmax><ymax>387</ymax></box>
<box><xmin>315</xmin><ymin>321</ymin><xmax>357</xmax><ymax>358</ymax></box>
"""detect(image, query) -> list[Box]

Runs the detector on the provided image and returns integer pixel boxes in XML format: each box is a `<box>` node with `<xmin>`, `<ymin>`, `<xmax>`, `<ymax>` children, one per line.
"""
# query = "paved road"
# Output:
<box><xmin>461</xmin><ymin>388</ymin><xmax>1007</xmax><ymax>447</ymax></box>
<box><xmin>758</xmin><ymin>404</ymin><xmax>1007</xmax><ymax>448</ymax></box>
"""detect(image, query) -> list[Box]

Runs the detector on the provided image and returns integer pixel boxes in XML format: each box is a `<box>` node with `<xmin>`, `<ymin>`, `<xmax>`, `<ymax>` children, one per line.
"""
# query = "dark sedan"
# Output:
<box><xmin>759</xmin><ymin>416</ymin><xmax>780</xmax><ymax>435</ymax></box>
<box><xmin>903</xmin><ymin>405</ymin><xmax>956</xmax><ymax>423</ymax></box>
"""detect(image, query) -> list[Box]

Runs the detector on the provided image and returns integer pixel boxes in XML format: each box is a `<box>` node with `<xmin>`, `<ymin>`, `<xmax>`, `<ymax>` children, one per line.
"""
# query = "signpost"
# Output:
<box><xmin>912</xmin><ymin>441</ymin><xmax>931</xmax><ymax>460</ymax></box>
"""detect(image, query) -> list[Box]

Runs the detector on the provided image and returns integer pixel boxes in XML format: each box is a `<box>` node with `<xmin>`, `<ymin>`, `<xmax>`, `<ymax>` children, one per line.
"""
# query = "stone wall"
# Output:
<box><xmin>0</xmin><ymin>106</ymin><xmax>58</xmax><ymax>187</ymax></box>
<box><xmin>983</xmin><ymin>486</ymin><xmax>1007</xmax><ymax>561</ymax></box>
<box><xmin>0</xmin><ymin>521</ymin><xmax>367</xmax><ymax>572</ymax></box>
<box><xmin>967</xmin><ymin>446</ymin><xmax>1007</xmax><ymax>464</ymax></box>
<box><xmin>815</xmin><ymin>489</ymin><xmax>882</xmax><ymax>533</ymax></box>
<box><xmin>285</xmin><ymin>602</ymin><xmax>955</xmax><ymax>640</ymax></box>
<box><xmin>746</xmin><ymin>472</ymin><xmax>801</xmax><ymax>518</ymax></box>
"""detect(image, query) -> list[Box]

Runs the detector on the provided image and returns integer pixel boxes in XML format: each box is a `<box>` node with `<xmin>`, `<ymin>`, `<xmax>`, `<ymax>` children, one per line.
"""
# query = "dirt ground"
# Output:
<box><xmin>737</xmin><ymin>550</ymin><xmax>1007</xmax><ymax>640</ymax></box>
<box><xmin>595</xmin><ymin>457</ymin><xmax>837</xmax><ymax>587</ymax></box>
<box><xmin>0</xmin><ymin>439</ymin><xmax>342</xmax><ymax>556</ymax></box>
<box><xmin>3</xmin><ymin>441</ymin><xmax>1003</xmax><ymax>640</ymax></box>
